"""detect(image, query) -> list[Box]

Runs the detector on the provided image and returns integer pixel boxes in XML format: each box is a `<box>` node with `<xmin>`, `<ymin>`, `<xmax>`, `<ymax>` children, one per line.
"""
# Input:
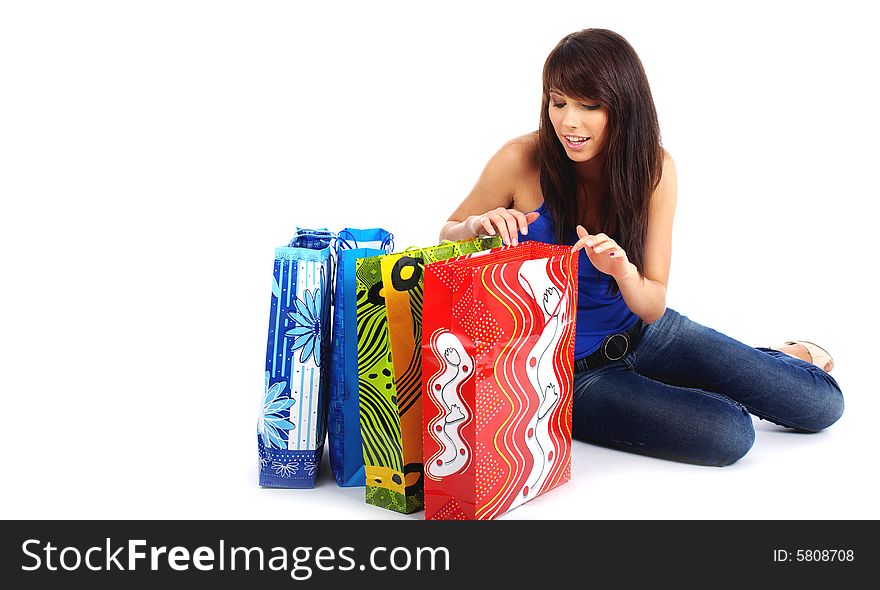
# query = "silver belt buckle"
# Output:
<box><xmin>602</xmin><ymin>332</ymin><xmax>630</xmax><ymax>361</ymax></box>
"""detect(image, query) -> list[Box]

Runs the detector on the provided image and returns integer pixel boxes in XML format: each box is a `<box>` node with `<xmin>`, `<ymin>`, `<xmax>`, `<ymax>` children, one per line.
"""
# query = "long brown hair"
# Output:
<box><xmin>538</xmin><ymin>29</ymin><xmax>663</xmax><ymax>293</ymax></box>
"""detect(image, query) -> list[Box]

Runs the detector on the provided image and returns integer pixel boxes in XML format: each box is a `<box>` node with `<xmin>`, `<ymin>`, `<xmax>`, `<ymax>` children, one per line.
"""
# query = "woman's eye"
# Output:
<box><xmin>582</xmin><ymin>104</ymin><xmax>600</xmax><ymax>111</ymax></box>
<box><xmin>552</xmin><ymin>102</ymin><xmax>565</xmax><ymax>109</ymax></box>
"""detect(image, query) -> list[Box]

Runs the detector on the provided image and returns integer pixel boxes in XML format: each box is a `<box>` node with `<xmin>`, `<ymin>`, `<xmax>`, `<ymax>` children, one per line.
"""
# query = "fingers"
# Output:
<box><xmin>510</xmin><ymin>209</ymin><xmax>530</xmax><ymax>237</ymax></box>
<box><xmin>515</xmin><ymin>211</ymin><xmax>541</xmax><ymax>239</ymax></box>
<box><xmin>584</xmin><ymin>232</ymin><xmax>608</xmax><ymax>249</ymax></box>
<box><xmin>490</xmin><ymin>208</ymin><xmax>533</xmax><ymax>246</ymax></box>
<box><xmin>579</xmin><ymin>232</ymin><xmax>614</xmax><ymax>254</ymax></box>
<box><xmin>571</xmin><ymin>225</ymin><xmax>591</xmax><ymax>252</ymax></box>
<box><xmin>479</xmin><ymin>217</ymin><xmax>496</xmax><ymax>236</ymax></box>
<box><xmin>498</xmin><ymin>209</ymin><xmax>519</xmax><ymax>246</ymax></box>
<box><xmin>477</xmin><ymin>209</ymin><xmax>543</xmax><ymax>246</ymax></box>
<box><xmin>487</xmin><ymin>211</ymin><xmax>512</xmax><ymax>246</ymax></box>
<box><xmin>572</xmin><ymin>228</ymin><xmax>621</xmax><ymax>257</ymax></box>
<box><xmin>591</xmin><ymin>235</ymin><xmax>616</xmax><ymax>254</ymax></box>
<box><xmin>570</xmin><ymin>226</ymin><xmax>630</xmax><ymax>277</ymax></box>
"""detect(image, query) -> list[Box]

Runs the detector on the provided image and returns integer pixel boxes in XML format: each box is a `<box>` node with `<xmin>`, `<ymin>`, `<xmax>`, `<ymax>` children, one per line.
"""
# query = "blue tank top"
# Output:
<box><xmin>520</xmin><ymin>201</ymin><xmax>639</xmax><ymax>359</ymax></box>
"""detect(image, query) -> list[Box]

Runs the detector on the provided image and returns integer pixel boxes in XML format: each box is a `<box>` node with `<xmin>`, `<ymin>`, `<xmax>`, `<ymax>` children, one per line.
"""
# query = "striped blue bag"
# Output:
<box><xmin>258</xmin><ymin>228</ymin><xmax>334</xmax><ymax>488</ymax></box>
<box><xmin>328</xmin><ymin>228</ymin><xmax>394</xmax><ymax>487</ymax></box>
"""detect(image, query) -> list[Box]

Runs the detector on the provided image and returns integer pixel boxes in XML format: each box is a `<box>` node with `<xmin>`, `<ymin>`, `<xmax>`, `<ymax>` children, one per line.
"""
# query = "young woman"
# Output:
<box><xmin>439</xmin><ymin>28</ymin><xmax>843</xmax><ymax>466</ymax></box>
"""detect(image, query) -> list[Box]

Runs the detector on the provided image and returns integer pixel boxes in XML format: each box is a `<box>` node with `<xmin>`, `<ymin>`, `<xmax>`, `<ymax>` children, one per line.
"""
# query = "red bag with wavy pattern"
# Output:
<box><xmin>421</xmin><ymin>242</ymin><xmax>578</xmax><ymax>520</ymax></box>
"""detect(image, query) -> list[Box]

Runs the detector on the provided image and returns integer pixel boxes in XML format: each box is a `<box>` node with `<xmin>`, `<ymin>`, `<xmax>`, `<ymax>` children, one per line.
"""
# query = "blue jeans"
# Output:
<box><xmin>572</xmin><ymin>309</ymin><xmax>844</xmax><ymax>466</ymax></box>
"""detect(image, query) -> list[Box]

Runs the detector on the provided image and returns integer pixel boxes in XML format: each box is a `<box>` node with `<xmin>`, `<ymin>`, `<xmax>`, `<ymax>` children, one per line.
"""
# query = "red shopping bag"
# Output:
<box><xmin>421</xmin><ymin>242</ymin><xmax>578</xmax><ymax>520</ymax></box>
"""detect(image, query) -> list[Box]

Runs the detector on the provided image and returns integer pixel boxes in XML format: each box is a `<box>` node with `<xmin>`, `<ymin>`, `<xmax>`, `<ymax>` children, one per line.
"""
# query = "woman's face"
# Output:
<box><xmin>547</xmin><ymin>89</ymin><xmax>608</xmax><ymax>163</ymax></box>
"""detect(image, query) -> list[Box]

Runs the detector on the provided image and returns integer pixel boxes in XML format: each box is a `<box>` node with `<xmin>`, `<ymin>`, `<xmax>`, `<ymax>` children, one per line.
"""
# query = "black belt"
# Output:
<box><xmin>575</xmin><ymin>319</ymin><xmax>643</xmax><ymax>372</ymax></box>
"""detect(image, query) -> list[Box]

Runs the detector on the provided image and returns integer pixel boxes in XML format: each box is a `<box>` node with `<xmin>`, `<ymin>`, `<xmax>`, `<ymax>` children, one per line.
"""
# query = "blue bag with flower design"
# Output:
<box><xmin>327</xmin><ymin>228</ymin><xmax>394</xmax><ymax>487</ymax></box>
<box><xmin>258</xmin><ymin>228</ymin><xmax>334</xmax><ymax>488</ymax></box>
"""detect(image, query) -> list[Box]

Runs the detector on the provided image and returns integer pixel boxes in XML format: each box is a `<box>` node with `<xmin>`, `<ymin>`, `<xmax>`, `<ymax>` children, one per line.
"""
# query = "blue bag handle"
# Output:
<box><xmin>334</xmin><ymin>228</ymin><xmax>394</xmax><ymax>253</ymax></box>
<box><xmin>329</xmin><ymin>228</ymin><xmax>394</xmax><ymax>308</ymax></box>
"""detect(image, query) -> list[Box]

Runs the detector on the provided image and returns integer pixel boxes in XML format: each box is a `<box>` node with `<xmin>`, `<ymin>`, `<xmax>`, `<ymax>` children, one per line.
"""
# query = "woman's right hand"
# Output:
<box><xmin>468</xmin><ymin>208</ymin><xmax>541</xmax><ymax>246</ymax></box>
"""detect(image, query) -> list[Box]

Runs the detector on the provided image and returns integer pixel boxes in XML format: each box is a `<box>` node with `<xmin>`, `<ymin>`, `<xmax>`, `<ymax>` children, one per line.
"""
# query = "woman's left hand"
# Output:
<box><xmin>571</xmin><ymin>225</ymin><xmax>636</xmax><ymax>280</ymax></box>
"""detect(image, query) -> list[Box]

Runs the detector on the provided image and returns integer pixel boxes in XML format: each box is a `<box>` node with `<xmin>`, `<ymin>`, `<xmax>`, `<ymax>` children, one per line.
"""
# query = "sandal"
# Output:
<box><xmin>785</xmin><ymin>340</ymin><xmax>834</xmax><ymax>373</ymax></box>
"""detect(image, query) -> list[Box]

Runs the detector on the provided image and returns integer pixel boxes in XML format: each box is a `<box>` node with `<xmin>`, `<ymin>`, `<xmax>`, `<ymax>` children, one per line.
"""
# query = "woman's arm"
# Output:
<box><xmin>573</xmin><ymin>152</ymin><xmax>677</xmax><ymax>324</ymax></box>
<box><xmin>440</xmin><ymin>138</ymin><xmax>540</xmax><ymax>246</ymax></box>
<box><xmin>617</xmin><ymin>152</ymin><xmax>677</xmax><ymax>323</ymax></box>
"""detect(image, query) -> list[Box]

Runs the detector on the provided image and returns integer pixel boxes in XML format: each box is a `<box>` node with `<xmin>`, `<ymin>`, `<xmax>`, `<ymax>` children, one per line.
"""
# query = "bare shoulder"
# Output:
<box><xmin>445</xmin><ymin>132</ymin><xmax>541</xmax><ymax>224</ymax></box>
<box><xmin>474</xmin><ymin>135</ymin><xmax>535</xmax><ymax>205</ymax></box>
<box><xmin>661</xmin><ymin>148</ymin><xmax>676</xmax><ymax>177</ymax></box>
<box><xmin>651</xmin><ymin>148</ymin><xmax>678</xmax><ymax>211</ymax></box>
<box><xmin>655</xmin><ymin>149</ymin><xmax>677</xmax><ymax>196</ymax></box>
<box><xmin>504</xmin><ymin>132</ymin><xmax>542</xmax><ymax>211</ymax></box>
<box><xmin>495</xmin><ymin>132</ymin><xmax>540</xmax><ymax>177</ymax></box>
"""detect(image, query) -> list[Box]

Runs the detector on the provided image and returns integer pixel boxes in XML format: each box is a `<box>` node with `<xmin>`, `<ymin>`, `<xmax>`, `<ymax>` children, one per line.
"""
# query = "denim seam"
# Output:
<box><xmin>689</xmin><ymin>388</ymin><xmax>747</xmax><ymax>412</ymax></box>
<box><xmin>739</xmin><ymin>406</ymin><xmax>804</xmax><ymax>430</ymax></box>
<box><xmin>624</xmin><ymin>369</ymin><xmax>749</xmax><ymax>415</ymax></box>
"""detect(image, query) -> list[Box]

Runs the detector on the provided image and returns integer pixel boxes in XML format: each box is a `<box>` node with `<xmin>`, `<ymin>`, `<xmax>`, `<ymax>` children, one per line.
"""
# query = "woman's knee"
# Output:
<box><xmin>694</xmin><ymin>405</ymin><xmax>755</xmax><ymax>467</ymax></box>
<box><xmin>792</xmin><ymin>379</ymin><xmax>845</xmax><ymax>432</ymax></box>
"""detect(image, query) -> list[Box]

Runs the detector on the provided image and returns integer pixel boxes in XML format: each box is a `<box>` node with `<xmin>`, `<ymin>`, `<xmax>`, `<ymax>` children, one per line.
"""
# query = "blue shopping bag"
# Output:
<box><xmin>258</xmin><ymin>228</ymin><xmax>334</xmax><ymax>488</ymax></box>
<box><xmin>328</xmin><ymin>228</ymin><xmax>394</xmax><ymax>486</ymax></box>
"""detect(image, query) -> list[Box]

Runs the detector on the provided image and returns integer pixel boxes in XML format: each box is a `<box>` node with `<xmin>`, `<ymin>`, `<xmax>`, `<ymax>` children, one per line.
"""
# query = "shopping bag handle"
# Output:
<box><xmin>334</xmin><ymin>229</ymin><xmax>357</xmax><ymax>251</ymax></box>
<box><xmin>286</xmin><ymin>227</ymin><xmax>335</xmax><ymax>248</ymax></box>
<box><xmin>334</xmin><ymin>229</ymin><xmax>395</xmax><ymax>253</ymax></box>
<box><xmin>381</xmin><ymin>233</ymin><xmax>394</xmax><ymax>253</ymax></box>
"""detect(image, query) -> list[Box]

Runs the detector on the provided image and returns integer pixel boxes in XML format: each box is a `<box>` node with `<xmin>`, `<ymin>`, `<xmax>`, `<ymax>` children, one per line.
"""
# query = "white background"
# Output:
<box><xmin>2</xmin><ymin>0</ymin><xmax>878</xmax><ymax>520</ymax></box>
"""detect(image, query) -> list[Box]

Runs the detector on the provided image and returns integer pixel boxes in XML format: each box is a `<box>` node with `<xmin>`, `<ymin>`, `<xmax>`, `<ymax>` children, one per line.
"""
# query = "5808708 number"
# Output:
<box><xmin>797</xmin><ymin>550</ymin><xmax>854</xmax><ymax>562</ymax></box>
<box><xmin>774</xmin><ymin>549</ymin><xmax>855</xmax><ymax>562</ymax></box>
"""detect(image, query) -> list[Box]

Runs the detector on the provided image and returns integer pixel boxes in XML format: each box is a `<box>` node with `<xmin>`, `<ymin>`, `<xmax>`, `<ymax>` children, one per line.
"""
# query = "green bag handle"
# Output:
<box><xmin>398</xmin><ymin>237</ymin><xmax>479</xmax><ymax>256</ymax></box>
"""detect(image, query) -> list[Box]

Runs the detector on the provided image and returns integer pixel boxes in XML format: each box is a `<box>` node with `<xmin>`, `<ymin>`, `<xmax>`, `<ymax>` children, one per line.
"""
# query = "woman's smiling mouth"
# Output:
<box><xmin>563</xmin><ymin>135</ymin><xmax>591</xmax><ymax>150</ymax></box>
